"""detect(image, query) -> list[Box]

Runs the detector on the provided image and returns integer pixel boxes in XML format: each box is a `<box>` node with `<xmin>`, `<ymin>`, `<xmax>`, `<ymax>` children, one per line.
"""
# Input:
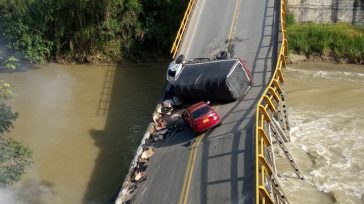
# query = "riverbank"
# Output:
<box><xmin>288</xmin><ymin>53</ymin><xmax>364</xmax><ymax>65</ymax></box>
<box><xmin>287</xmin><ymin>22</ymin><xmax>364</xmax><ymax>64</ymax></box>
<box><xmin>54</xmin><ymin>54</ymin><xmax>171</xmax><ymax>65</ymax></box>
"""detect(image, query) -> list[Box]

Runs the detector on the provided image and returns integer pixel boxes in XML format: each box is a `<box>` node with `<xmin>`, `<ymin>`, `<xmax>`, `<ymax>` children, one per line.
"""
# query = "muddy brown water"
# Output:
<box><xmin>0</xmin><ymin>63</ymin><xmax>166</xmax><ymax>204</ymax></box>
<box><xmin>280</xmin><ymin>63</ymin><xmax>364</xmax><ymax>204</ymax></box>
<box><xmin>0</xmin><ymin>62</ymin><xmax>363</xmax><ymax>204</ymax></box>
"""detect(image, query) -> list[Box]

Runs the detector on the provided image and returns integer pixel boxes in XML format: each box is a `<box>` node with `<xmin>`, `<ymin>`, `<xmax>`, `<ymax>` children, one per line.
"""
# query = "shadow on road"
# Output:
<box><xmin>198</xmin><ymin>0</ymin><xmax>279</xmax><ymax>202</ymax></box>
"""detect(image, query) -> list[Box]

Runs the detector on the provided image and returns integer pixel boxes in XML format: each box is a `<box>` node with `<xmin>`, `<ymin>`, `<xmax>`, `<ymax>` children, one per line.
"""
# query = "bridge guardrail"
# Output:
<box><xmin>255</xmin><ymin>0</ymin><xmax>288</xmax><ymax>203</ymax></box>
<box><xmin>170</xmin><ymin>0</ymin><xmax>196</xmax><ymax>59</ymax></box>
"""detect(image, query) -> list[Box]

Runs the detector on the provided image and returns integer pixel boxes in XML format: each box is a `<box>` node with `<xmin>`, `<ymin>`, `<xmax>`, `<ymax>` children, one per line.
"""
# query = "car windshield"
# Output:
<box><xmin>191</xmin><ymin>106</ymin><xmax>210</xmax><ymax>119</ymax></box>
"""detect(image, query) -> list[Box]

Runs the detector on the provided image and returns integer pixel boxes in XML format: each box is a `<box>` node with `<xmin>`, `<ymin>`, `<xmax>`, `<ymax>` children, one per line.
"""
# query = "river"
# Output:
<box><xmin>0</xmin><ymin>62</ymin><xmax>363</xmax><ymax>204</ymax></box>
<box><xmin>0</xmin><ymin>63</ymin><xmax>166</xmax><ymax>204</ymax></box>
<box><xmin>281</xmin><ymin>63</ymin><xmax>364</xmax><ymax>204</ymax></box>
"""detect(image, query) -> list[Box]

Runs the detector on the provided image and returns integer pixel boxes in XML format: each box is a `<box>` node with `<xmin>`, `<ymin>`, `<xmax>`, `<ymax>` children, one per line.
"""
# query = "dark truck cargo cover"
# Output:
<box><xmin>173</xmin><ymin>59</ymin><xmax>252</xmax><ymax>102</ymax></box>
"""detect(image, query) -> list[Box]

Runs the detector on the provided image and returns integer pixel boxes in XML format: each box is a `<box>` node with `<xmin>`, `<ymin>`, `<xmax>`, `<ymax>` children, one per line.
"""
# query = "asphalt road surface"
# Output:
<box><xmin>131</xmin><ymin>0</ymin><xmax>279</xmax><ymax>203</ymax></box>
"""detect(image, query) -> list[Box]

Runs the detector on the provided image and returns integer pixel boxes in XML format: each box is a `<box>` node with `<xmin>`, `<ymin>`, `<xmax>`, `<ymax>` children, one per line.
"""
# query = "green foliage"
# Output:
<box><xmin>286</xmin><ymin>12</ymin><xmax>295</xmax><ymax>27</ymax></box>
<box><xmin>0</xmin><ymin>1</ymin><xmax>53</xmax><ymax>63</ymax></box>
<box><xmin>0</xmin><ymin>104</ymin><xmax>18</xmax><ymax>134</ymax></box>
<box><xmin>0</xmin><ymin>138</ymin><xmax>32</xmax><ymax>186</ymax></box>
<box><xmin>0</xmin><ymin>81</ymin><xmax>17</xmax><ymax>135</ymax></box>
<box><xmin>140</xmin><ymin>0</ymin><xmax>185</xmax><ymax>52</ymax></box>
<box><xmin>0</xmin><ymin>51</ymin><xmax>19</xmax><ymax>70</ymax></box>
<box><xmin>0</xmin><ymin>0</ymin><xmax>186</xmax><ymax>63</ymax></box>
<box><xmin>0</xmin><ymin>64</ymin><xmax>32</xmax><ymax>187</ymax></box>
<box><xmin>4</xmin><ymin>56</ymin><xmax>19</xmax><ymax>70</ymax></box>
<box><xmin>0</xmin><ymin>81</ymin><xmax>14</xmax><ymax>101</ymax></box>
<box><xmin>287</xmin><ymin>23</ymin><xmax>364</xmax><ymax>63</ymax></box>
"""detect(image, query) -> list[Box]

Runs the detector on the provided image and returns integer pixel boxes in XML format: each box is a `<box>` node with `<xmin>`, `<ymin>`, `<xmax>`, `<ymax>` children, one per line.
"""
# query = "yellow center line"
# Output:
<box><xmin>178</xmin><ymin>134</ymin><xmax>204</xmax><ymax>204</ymax></box>
<box><xmin>178</xmin><ymin>0</ymin><xmax>241</xmax><ymax>201</ymax></box>
<box><xmin>227</xmin><ymin>0</ymin><xmax>241</xmax><ymax>49</ymax></box>
<box><xmin>179</xmin><ymin>106</ymin><xmax>220</xmax><ymax>203</ymax></box>
<box><xmin>183</xmin><ymin>134</ymin><xmax>204</xmax><ymax>204</ymax></box>
<box><xmin>178</xmin><ymin>144</ymin><xmax>195</xmax><ymax>204</ymax></box>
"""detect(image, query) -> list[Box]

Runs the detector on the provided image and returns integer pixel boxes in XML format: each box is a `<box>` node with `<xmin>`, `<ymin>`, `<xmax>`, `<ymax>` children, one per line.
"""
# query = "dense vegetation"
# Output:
<box><xmin>0</xmin><ymin>80</ymin><xmax>32</xmax><ymax>187</ymax></box>
<box><xmin>0</xmin><ymin>0</ymin><xmax>186</xmax><ymax>63</ymax></box>
<box><xmin>287</xmin><ymin>16</ymin><xmax>364</xmax><ymax>64</ymax></box>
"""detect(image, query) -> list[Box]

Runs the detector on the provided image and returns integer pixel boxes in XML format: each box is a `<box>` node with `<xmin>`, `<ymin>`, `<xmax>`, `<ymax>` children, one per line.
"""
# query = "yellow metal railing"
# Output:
<box><xmin>170</xmin><ymin>0</ymin><xmax>196</xmax><ymax>59</ymax></box>
<box><xmin>255</xmin><ymin>0</ymin><xmax>288</xmax><ymax>203</ymax></box>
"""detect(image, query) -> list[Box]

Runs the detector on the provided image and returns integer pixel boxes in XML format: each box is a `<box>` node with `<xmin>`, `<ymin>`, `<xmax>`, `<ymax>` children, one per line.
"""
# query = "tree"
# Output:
<box><xmin>0</xmin><ymin>51</ymin><xmax>19</xmax><ymax>70</ymax></box>
<box><xmin>0</xmin><ymin>0</ymin><xmax>187</xmax><ymax>63</ymax></box>
<box><xmin>0</xmin><ymin>62</ymin><xmax>32</xmax><ymax>187</ymax></box>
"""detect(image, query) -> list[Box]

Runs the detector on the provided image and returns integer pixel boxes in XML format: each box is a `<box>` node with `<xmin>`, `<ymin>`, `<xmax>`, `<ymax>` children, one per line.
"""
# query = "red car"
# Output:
<box><xmin>182</xmin><ymin>101</ymin><xmax>221</xmax><ymax>133</ymax></box>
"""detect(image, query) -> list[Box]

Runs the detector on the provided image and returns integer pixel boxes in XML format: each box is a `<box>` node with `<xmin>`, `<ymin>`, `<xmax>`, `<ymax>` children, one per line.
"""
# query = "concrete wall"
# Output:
<box><xmin>287</xmin><ymin>0</ymin><xmax>364</xmax><ymax>25</ymax></box>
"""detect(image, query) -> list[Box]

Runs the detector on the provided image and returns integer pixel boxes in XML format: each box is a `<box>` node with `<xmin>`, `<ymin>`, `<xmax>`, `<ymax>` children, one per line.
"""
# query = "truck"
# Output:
<box><xmin>166</xmin><ymin>57</ymin><xmax>253</xmax><ymax>103</ymax></box>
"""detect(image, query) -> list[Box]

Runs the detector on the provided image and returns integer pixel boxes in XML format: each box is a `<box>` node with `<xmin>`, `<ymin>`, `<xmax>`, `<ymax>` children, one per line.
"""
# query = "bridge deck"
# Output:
<box><xmin>131</xmin><ymin>0</ymin><xmax>278</xmax><ymax>203</ymax></box>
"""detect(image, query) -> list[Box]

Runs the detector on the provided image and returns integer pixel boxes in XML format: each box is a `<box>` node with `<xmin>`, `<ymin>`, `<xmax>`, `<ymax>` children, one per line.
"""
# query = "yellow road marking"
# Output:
<box><xmin>179</xmin><ymin>134</ymin><xmax>204</xmax><ymax>204</ymax></box>
<box><xmin>227</xmin><ymin>0</ymin><xmax>241</xmax><ymax>49</ymax></box>
<box><xmin>178</xmin><ymin>1</ymin><xmax>241</xmax><ymax>201</ymax></box>
<box><xmin>178</xmin><ymin>143</ymin><xmax>195</xmax><ymax>204</ymax></box>
<box><xmin>183</xmin><ymin>135</ymin><xmax>204</xmax><ymax>204</ymax></box>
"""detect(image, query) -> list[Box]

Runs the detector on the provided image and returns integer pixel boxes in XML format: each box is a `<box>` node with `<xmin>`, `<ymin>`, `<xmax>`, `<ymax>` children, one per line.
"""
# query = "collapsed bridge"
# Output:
<box><xmin>116</xmin><ymin>0</ymin><xmax>303</xmax><ymax>203</ymax></box>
